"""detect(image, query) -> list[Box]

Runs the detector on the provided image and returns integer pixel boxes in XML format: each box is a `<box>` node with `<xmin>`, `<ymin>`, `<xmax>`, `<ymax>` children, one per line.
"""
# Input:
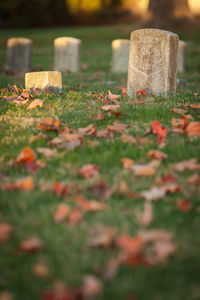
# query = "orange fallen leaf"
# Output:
<box><xmin>27</xmin><ymin>99</ymin><xmax>43</xmax><ymax>110</ymax></box>
<box><xmin>79</xmin><ymin>164</ymin><xmax>100</xmax><ymax>178</ymax></box>
<box><xmin>0</xmin><ymin>291</ymin><xmax>13</xmax><ymax>300</ymax></box>
<box><xmin>116</xmin><ymin>234</ymin><xmax>144</xmax><ymax>254</ymax></box>
<box><xmin>108</xmin><ymin>90</ymin><xmax>121</xmax><ymax>102</ymax></box>
<box><xmin>75</xmin><ymin>195</ymin><xmax>107</xmax><ymax>211</ymax></box>
<box><xmin>69</xmin><ymin>208</ymin><xmax>82</xmax><ymax>225</ymax></box>
<box><xmin>20</xmin><ymin>237</ymin><xmax>43</xmax><ymax>253</ymax></box>
<box><xmin>0</xmin><ymin>223</ymin><xmax>12</xmax><ymax>243</ymax></box>
<box><xmin>53</xmin><ymin>203</ymin><xmax>71</xmax><ymax>223</ymax></box>
<box><xmin>2</xmin><ymin>177</ymin><xmax>34</xmax><ymax>191</ymax></box>
<box><xmin>147</xmin><ymin>150</ymin><xmax>167</xmax><ymax>160</ymax></box>
<box><xmin>176</xmin><ymin>199</ymin><xmax>191</xmax><ymax>212</ymax></box>
<box><xmin>122</xmin><ymin>158</ymin><xmax>134</xmax><ymax>169</ymax></box>
<box><xmin>151</xmin><ymin>120</ymin><xmax>167</xmax><ymax>145</ymax></box>
<box><xmin>185</xmin><ymin>121</ymin><xmax>200</xmax><ymax>136</ymax></box>
<box><xmin>16</xmin><ymin>147</ymin><xmax>36</xmax><ymax>164</ymax></box>
<box><xmin>171</xmin><ymin>108</ymin><xmax>188</xmax><ymax>115</ymax></box>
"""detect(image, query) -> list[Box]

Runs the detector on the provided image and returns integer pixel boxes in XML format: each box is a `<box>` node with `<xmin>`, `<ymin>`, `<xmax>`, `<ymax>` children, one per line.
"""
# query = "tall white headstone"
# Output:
<box><xmin>112</xmin><ymin>39</ymin><xmax>130</xmax><ymax>73</ymax></box>
<box><xmin>127</xmin><ymin>29</ymin><xmax>179</xmax><ymax>97</ymax></box>
<box><xmin>6</xmin><ymin>38</ymin><xmax>32</xmax><ymax>73</ymax></box>
<box><xmin>178</xmin><ymin>40</ymin><xmax>187</xmax><ymax>73</ymax></box>
<box><xmin>54</xmin><ymin>37</ymin><xmax>81</xmax><ymax>73</ymax></box>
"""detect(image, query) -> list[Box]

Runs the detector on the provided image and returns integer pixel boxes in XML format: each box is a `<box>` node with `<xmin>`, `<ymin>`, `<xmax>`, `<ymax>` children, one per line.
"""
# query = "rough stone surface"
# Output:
<box><xmin>54</xmin><ymin>37</ymin><xmax>81</xmax><ymax>72</ymax></box>
<box><xmin>127</xmin><ymin>29</ymin><xmax>179</xmax><ymax>97</ymax></box>
<box><xmin>112</xmin><ymin>39</ymin><xmax>130</xmax><ymax>73</ymax></box>
<box><xmin>178</xmin><ymin>40</ymin><xmax>187</xmax><ymax>73</ymax></box>
<box><xmin>6</xmin><ymin>38</ymin><xmax>32</xmax><ymax>73</ymax></box>
<box><xmin>25</xmin><ymin>71</ymin><xmax>62</xmax><ymax>92</ymax></box>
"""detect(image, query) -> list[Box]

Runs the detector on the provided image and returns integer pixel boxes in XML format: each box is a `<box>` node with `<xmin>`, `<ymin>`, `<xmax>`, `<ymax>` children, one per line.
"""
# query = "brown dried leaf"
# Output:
<box><xmin>20</xmin><ymin>237</ymin><xmax>43</xmax><ymax>253</ymax></box>
<box><xmin>87</xmin><ymin>225</ymin><xmax>116</xmax><ymax>248</ymax></box>
<box><xmin>53</xmin><ymin>203</ymin><xmax>71</xmax><ymax>223</ymax></box>
<box><xmin>136</xmin><ymin>202</ymin><xmax>153</xmax><ymax>227</ymax></box>
<box><xmin>102</xmin><ymin>105</ymin><xmax>120</xmax><ymax>112</ymax></box>
<box><xmin>0</xmin><ymin>223</ymin><xmax>12</xmax><ymax>243</ymax></box>
<box><xmin>27</xmin><ymin>99</ymin><xmax>43</xmax><ymax>110</ymax></box>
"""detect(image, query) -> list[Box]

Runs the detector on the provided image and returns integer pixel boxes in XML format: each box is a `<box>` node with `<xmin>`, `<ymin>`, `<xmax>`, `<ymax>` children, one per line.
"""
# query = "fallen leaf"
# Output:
<box><xmin>69</xmin><ymin>208</ymin><xmax>83</xmax><ymax>225</ymax></box>
<box><xmin>141</xmin><ymin>186</ymin><xmax>166</xmax><ymax>201</ymax></box>
<box><xmin>171</xmin><ymin>108</ymin><xmax>188</xmax><ymax>115</ymax></box>
<box><xmin>136</xmin><ymin>202</ymin><xmax>153</xmax><ymax>227</ymax></box>
<box><xmin>0</xmin><ymin>223</ymin><xmax>12</xmax><ymax>243</ymax></box>
<box><xmin>20</xmin><ymin>237</ymin><xmax>43</xmax><ymax>253</ymax></box>
<box><xmin>37</xmin><ymin>147</ymin><xmax>57</xmax><ymax>158</ymax></box>
<box><xmin>121</xmin><ymin>134</ymin><xmax>137</xmax><ymax>144</ymax></box>
<box><xmin>81</xmin><ymin>275</ymin><xmax>103</xmax><ymax>299</ymax></box>
<box><xmin>37</xmin><ymin>117</ymin><xmax>60</xmax><ymax>131</ymax></box>
<box><xmin>173</xmin><ymin>158</ymin><xmax>200</xmax><ymax>172</ymax></box>
<box><xmin>2</xmin><ymin>177</ymin><xmax>34</xmax><ymax>191</ymax></box>
<box><xmin>77</xmin><ymin>124</ymin><xmax>96</xmax><ymax>136</ymax></box>
<box><xmin>53</xmin><ymin>203</ymin><xmax>71</xmax><ymax>223</ymax></box>
<box><xmin>147</xmin><ymin>150</ymin><xmax>167</xmax><ymax>160</ymax></box>
<box><xmin>90</xmin><ymin>111</ymin><xmax>104</xmax><ymax>121</ymax></box>
<box><xmin>75</xmin><ymin>195</ymin><xmax>107</xmax><ymax>212</ymax></box>
<box><xmin>87</xmin><ymin>225</ymin><xmax>116</xmax><ymax>248</ymax></box>
<box><xmin>79</xmin><ymin>164</ymin><xmax>100</xmax><ymax>178</ymax></box>
<box><xmin>53</xmin><ymin>182</ymin><xmax>73</xmax><ymax>198</ymax></box>
<box><xmin>185</xmin><ymin>121</ymin><xmax>200</xmax><ymax>136</ymax></box>
<box><xmin>107</xmin><ymin>122</ymin><xmax>129</xmax><ymax>134</ymax></box>
<box><xmin>107</xmin><ymin>90</ymin><xmax>120</xmax><ymax>102</ymax></box>
<box><xmin>102</xmin><ymin>105</ymin><xmax>120</xmax><ymax>112</ymax></box>
<box><xmin>122</xmin><ymin>158</ymin><xmax>134</xmax><ymax>169</ymax></box>
<box><xmin>33</xmin><ymin>263</ymin><xmax>50</xmax><ymax>278</ymax></box>
<box><xmin>0</xmin><ymin>292</ymin><xmax>13</xmax><ymax>300</ymax></box>
<box><xmin>27</xmin><ymin>99</ymin><xmax>44</xmax><ymax>110</ymax></box>
<box><xmin>176</xmin><ymin>199</ymin><xmax>191</xmax><ymax>212</ymax></box>
<box><xmin>16</xmin><ymin>147</ymin><xmax>36</xmax><ymax>164</ymax></box>
<box><xmin>151</xmin><ymin>120</ymin><xmax>167</xmax><ymax>145</ymax></box>
<box><xmin>187</xmin><ymin>173</ymin><xmax>200</xmax><ymax>184</ymax></box>
<box><xmin>116</xmin><ymin>234</ymin><xmax>144</xmax><ymax>254</ymax></box>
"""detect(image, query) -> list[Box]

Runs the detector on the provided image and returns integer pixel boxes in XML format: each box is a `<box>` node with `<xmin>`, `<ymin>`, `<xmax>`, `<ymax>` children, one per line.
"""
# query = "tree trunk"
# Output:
<box><xmin>148</xmin><ymin>0</ymin><xmax>191</xmax><ymax>20</ymax></box>
<box><xmin>146</xmin><ymin>0</ymin><xmax>193</xmax><ymax>28</ymax></box>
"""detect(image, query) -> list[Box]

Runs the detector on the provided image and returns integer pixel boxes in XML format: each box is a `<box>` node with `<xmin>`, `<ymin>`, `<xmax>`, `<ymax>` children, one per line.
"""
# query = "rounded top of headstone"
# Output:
<box><xmin>54</xmin><ymin>37</ymin><xmax>82</xmax><ymax>46</ymax></box>
<box><xmin>7</xmin><ymin>38</ymin><xmax>32</xmax><ymax>47</ymax></box>
<box><xmin>112</xmin><ymin>39</ymin><xmax>130</xmax><ymax>47</ymax></box>
<box><xmin>130</xmin><ymin>28</ymin><xmax>179</xmax><ymax>39</ymax></box>
<box><xmin>179</xmin><ymin>40</ymin><xmax>187</xmax><ymax>47</ymax></box>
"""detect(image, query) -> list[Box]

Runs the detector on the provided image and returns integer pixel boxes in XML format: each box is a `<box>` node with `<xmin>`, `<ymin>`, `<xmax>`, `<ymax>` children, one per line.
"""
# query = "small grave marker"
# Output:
<box><xmin>6</xmin><ymin>38</ymin><xmax>32</xmax><ymax>73</ymax></box>
<box><xmin>178</xmin><ymin>40</ymin><xmax>187</xmax><ymax>73</ymax></box>
<box><xmin>25</xmin><ymin>71</ymin><xmax>62</xmax><ymax>92</ymax></box>
<box><xmin>127</xmin><ymin>29</ymin><xmax>179</xmax><ymax>97</ymax></box>
<box><xmin>54</xmin><ymin>37</ymin><xmax>81</xmax><ymax>72</ymax></box>
<box><xmin>112</xmin><ymin>39</ymin><xmax>130</xmax><ymax>73</ymax></box>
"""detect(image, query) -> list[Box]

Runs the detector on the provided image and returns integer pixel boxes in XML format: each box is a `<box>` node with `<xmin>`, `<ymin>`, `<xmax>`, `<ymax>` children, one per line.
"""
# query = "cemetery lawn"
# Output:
<box><xmin>0</xmin><ymin>24</ymin><xmax>200</xmax><ymax>300</ymax></box>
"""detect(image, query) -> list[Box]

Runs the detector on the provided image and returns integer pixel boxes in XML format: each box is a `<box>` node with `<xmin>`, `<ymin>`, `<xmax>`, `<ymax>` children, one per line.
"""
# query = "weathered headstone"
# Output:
<box><xmin>25</xmin><ymin>71</ymin><xmax>62</xmax><ymax>92</ymax></box>
<box><xmin>178</xmin><ymin>40</ymin><xmax>187</xmax><ymax>73</ymax></box>
<box><xmin>112</xmin><ymin>39</ymin><xmax>130</xmax><ymax>73</ymax></box>
<box><xmin>54</xmin><ymin>37</ymin><xmax>81</xmax><ymax>72</ymax></box>
<box><xmin>127</xmin><ymin>29</ymin><xmax>179</xmax><ymax>97</ymax></box>
<box><xmin>6</xmin><ymin>38</ymin><xmax>32</xmax><ymax>73</ymax></box>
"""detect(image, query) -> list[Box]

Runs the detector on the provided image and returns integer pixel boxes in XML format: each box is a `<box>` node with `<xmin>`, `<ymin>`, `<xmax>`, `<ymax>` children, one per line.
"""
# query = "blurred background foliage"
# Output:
<box><xmin>0</xmin><ymin>0</ymin><xmax>199</xmax><ymax>28</ymax></box>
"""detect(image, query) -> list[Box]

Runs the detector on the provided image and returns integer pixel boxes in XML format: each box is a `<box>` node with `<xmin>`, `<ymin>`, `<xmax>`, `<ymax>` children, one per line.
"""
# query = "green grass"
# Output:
<box><xmin>0</xmin><ymin>24</ymin><xmax>200</xmax><ymax>300</ymax></box>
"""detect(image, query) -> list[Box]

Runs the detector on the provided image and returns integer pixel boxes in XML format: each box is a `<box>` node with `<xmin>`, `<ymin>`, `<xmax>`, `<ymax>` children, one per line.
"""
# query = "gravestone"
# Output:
<box><xmin>54</xmin><ymin>37</ymin><xmax>81</xmax><ymax>72</ymax></box>
<box><xmin>178</xmin><ymin>40</ymin><xmax>187</xmax><ymax>73</ymax></box>
<box><xmin>6</xmin><ymin>38</ymin><xmax>32</xmax><ymax>73</ymax></box>
<box><xmin>25</xmin><ymin>71</ymin><xmax>62</xmax><ymax>92</ymax></box>
<box><xmin>127</xmin><ymin>29</ymin><xmax>179</xmax><ymax>97</ymax></box>
<box><xmin>112</xmin><ymin>39</ymin><xmax>130</xmax><ymax>73</ymax></box>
